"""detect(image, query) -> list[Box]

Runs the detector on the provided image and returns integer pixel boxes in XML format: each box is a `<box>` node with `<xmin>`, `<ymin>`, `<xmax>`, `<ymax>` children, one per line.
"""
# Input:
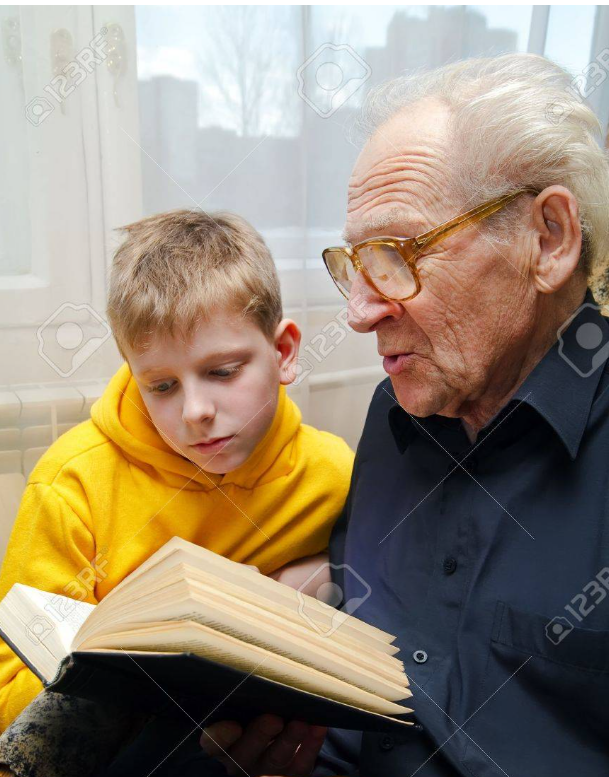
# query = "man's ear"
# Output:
<box><xmin>530</xmin><ymin>185</ymin><xmax>583</xmax><ymax>294</ymax></box>
<box><xmin>274</xmin><ymin>319</ymin><xmax>302</xmax><ymax>386</ymax></box>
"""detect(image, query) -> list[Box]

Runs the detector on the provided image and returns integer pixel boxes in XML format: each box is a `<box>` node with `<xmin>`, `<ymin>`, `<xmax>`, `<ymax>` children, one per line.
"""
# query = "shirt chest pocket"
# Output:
<box><xmin>461</xmin><ymin>600</ymin><xmax>609</xmax><ymax>777</ymax></box>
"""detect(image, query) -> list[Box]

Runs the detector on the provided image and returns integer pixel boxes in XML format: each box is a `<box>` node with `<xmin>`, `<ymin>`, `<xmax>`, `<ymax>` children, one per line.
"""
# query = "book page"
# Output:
<box><xmin>80</xmin><ymin>620</ymin><xmax>412</xmax><ymax>717</ymax></box>
<box><xmin>28</xmin><ymin>587</ymin><xmax>95</xmax><ymax>648</ymax></box>
<box><xmin>91</xmin><ymin>547</ymin><xmax>399</xmax><ymax>656</ymax></box>
<box><xmin>76</xmin><ymin>568</ymin><xmax>403</xmax><ymax>678</ymax></box>
<box><xmin>74</xmin><ymin>580</ymin><xmax>408</xmax><ymax>700</ymax></box>
<box><xmin>0</xmin><ymin>584</ymin><xmax>95</xmax><ymax>682</ymax></box>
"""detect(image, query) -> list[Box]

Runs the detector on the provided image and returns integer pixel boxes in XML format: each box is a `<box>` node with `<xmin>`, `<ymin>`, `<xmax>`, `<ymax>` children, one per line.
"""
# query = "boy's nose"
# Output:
<box><xmin>181</xmin><ymin>392</ymin><xmax>216</xmax><ymax>425</ymax></box>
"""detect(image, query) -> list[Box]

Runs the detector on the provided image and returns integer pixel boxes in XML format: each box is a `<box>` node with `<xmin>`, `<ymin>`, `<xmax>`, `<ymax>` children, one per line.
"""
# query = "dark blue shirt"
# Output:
<box><xmin>317</xmin><ymin>290</ymin><xmax>609</xmax><ymax>777</ymax></box>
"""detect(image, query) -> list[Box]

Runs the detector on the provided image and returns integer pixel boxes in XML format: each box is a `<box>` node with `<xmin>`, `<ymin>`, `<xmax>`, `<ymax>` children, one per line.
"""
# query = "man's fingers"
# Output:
<box><xmin>283</xmin><ymin>724</ymin><xmax>327</xmax><ymax>776</ymax></box>
<box><xmin>226</xmin><ymin>714</ymin><xmax>285</xmax><ymax>768</ymax></box>
<box><xmin>200</xmin><ymin>720</ymin><xmax>243</xmax><ymax>755</ymax></box>
<box><xmin>259</xmin><ymin>720</ymin><xmax>310</xmax><ymax>774</ymax></box>
<box><xmin>199</xmin><ymin>715</ymin><xmax>324</xmax><ymax>777</ymax></box>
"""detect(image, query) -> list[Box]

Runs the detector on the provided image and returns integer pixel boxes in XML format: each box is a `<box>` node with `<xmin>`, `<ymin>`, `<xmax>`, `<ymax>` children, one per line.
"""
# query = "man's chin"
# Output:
<box><xmin>389</xmin><ymin>375</ymin><xmax>446</xmax><ymax>419</ymax></box>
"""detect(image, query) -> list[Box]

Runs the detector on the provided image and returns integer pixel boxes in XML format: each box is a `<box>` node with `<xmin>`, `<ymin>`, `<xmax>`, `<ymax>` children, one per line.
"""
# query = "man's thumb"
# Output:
<box><xmin>200</xmin><ymin>720</ymin><xmax>243</xmax><ymax>754</ymax></box>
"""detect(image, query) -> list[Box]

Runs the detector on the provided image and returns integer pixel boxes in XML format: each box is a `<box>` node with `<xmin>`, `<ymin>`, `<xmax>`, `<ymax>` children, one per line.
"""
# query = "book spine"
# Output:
<box><xmin>0</xmin><ymin>625</ymin><xmax>48</xmax><ymax>685</ymax></box>
<box><xmin>46</xmin><ymin>654</ymin><xmax>75</xmax><ymax>688</ymax></box>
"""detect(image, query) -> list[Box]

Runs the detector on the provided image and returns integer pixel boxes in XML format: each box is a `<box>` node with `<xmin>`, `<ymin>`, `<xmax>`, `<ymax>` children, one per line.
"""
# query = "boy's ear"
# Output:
<box><xmin>274</xmin><ymin>319</ymin><xmax>302</xmax><ymax>386</ymax></box>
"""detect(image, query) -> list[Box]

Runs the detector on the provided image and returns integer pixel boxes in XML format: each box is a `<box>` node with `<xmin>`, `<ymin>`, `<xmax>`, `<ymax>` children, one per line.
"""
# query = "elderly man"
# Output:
<box><xmin>311</xmin><ymin>52</ymin><xmax>609</xmax><ymax>776</ymax></box>
<box><xmin>198</xmin><ymin>53</ymin><xmax>609</xmax><ymax>777</ymax></box>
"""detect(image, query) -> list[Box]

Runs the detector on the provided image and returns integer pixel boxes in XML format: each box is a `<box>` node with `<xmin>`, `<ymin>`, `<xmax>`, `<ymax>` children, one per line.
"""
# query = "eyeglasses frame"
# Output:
<box><xmin>322</xmin><ymin>186</ymin><xmax>540</xmax><ymax>302</ymax></box>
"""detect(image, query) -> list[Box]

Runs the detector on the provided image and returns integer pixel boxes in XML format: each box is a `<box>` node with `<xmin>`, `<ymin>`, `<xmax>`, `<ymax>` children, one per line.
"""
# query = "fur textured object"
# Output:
<box><xmin>0</xmin><ymin>691</ymin><xmax>149</xmax><ymax>777</ymax></box>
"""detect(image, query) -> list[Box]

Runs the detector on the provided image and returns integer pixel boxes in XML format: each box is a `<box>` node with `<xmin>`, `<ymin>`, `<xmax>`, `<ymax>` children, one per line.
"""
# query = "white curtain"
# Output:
<box><xmin>1</xmin><ymin>5</ymin><xmax>608</xmax><ymax>452</ymax></box>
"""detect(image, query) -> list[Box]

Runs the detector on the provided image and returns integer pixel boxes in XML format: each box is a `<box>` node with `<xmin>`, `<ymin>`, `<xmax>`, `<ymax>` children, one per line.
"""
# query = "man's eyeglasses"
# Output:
<box><xmin>322</xmin><ymin>187</ymin><xmax>539</xmax><ymax>302</ymax></box>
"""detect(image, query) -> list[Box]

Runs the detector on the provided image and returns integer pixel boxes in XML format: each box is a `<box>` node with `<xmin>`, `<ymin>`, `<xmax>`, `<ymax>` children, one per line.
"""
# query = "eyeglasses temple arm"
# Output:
<box><xmin>411</xmin><ymin>187</ymin><xmax>538</xmax><ymax>254</ymax></box>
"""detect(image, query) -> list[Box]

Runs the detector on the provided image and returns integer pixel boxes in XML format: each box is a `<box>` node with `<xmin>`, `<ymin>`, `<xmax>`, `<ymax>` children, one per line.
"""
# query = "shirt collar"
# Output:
<box><xmin>389</xmin><ymin>288</ymin><xmax>608</xmax><ymax>460</ymax></box>
<box><xmin>511</xmin><ymin>288</ymin><xmax>608</xmax><ymax>460</ymax></box>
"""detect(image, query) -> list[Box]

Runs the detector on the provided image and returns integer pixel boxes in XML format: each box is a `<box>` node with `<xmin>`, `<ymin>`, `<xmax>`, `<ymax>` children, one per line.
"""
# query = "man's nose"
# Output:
<box><xmin>181</xmin><ymin>387</ymin><xmax>216</xmax><ymax>425</ymax></box>
<box><xmin>347</xmin><ymin>270</ymin><xmax>405</xmax><ymax>333</ymax></box>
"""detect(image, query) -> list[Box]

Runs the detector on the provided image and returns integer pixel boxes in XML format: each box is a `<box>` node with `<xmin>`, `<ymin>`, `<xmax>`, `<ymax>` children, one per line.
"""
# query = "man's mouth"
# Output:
<box><xmin>190</xmin><ymin>435</ymin><xmax>235</xmax><ymax>454</ymax></box>
<box><xmin>381</xmin><ymin>353</ymin><xmax>414</xmax><ymax>376</ymax></box>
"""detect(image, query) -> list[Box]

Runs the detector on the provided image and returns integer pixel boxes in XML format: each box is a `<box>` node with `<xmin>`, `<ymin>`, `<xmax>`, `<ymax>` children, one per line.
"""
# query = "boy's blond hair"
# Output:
<box><xmin>107</xmin><ymin>209</ymin><xmax>283</xmax><ymax>355</ymax></box>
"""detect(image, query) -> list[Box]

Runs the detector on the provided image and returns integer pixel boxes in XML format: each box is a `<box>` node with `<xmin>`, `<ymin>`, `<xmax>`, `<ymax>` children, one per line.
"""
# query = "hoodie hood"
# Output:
<box><xmin>91</xmin><ymin>363</ymin><xmax>302</xmax><ymax>491</ymax></box>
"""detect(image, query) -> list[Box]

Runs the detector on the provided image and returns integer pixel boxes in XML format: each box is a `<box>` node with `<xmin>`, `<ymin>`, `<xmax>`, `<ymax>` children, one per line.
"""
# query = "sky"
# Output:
<box><xmin>135</xmin><ymin>4</ymin><xmax>601</xmax><ymax>133</ymax></box>
<box><xmin>136</xmin><ymin>5</ymin><xmax>599</xmax><ymax>80</ymax></box>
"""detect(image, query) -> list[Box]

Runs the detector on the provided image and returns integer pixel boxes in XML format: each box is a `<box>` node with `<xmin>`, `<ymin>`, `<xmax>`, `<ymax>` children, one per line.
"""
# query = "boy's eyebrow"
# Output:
<box><xmin>138</xmin><ymin>348</ymin><xmax>252</xmax><ymax>379</ymax></box>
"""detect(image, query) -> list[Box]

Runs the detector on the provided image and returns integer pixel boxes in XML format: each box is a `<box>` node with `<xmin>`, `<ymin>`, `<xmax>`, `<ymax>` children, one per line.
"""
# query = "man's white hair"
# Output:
<box><xmin>356</xmin><ymin>53</ymin><xmax>609</xmax><ymax>279</ymax></box>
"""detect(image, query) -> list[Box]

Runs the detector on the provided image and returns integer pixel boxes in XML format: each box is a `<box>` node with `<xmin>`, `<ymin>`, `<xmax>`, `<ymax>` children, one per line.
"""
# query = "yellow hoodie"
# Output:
<box><xmin>0</xmin><ymin>364</ymin><xmax>354</xmax><ymax>731</ymax></box>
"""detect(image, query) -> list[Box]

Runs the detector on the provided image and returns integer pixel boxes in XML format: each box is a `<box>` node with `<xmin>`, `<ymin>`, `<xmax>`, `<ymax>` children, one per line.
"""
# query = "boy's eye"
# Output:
<box><xmin>210</xmin><ymin>365</ymin><xmax>242</xmax><ymax>379</ymax></box>
<box><xmin>148</xmin><ymin>380</ymin><xmax>176</xmax><ymax>394</ymax></box>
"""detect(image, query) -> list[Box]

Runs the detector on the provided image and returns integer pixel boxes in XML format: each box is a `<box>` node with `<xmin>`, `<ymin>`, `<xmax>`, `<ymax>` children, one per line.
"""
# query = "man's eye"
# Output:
<box><xmin>210</xmin><ymin>366</ymin><xmax>241</xmax><ymax>379</ymax></box>
<box><xmin>149</xmin><ymin>380</ymin><xmax>176</xmax><ymax>394</ymax></box>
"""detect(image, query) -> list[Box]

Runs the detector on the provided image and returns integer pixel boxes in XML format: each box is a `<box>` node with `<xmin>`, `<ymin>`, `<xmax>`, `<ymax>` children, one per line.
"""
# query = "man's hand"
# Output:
<box><xmin>200</xmin><ymin>714</ymin><xmax>327</xmax><ymax>776</ymax></box>
<box><xmin>199</xmin><ymin>559</ymin><xmax>330</xmax><ymax>775</ymax></box>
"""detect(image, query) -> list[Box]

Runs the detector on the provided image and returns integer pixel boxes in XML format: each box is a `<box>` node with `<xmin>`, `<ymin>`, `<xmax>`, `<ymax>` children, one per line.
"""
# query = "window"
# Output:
<box><xmin>134</xmin><ymin>5</ymin><xmax>542</xmax><ymax>311</ymax></box>
<box><xmin>1</xmin><ymin>5</ymin><xmax>608</xmax><ymax>448</ymax></box>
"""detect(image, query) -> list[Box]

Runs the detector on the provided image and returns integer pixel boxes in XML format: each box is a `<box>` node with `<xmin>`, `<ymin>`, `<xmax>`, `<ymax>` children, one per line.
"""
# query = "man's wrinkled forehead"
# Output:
<box><xmin>344</xmin><ymin>101</ymin><xmax>451</xmax><ymax>244</ymax></box>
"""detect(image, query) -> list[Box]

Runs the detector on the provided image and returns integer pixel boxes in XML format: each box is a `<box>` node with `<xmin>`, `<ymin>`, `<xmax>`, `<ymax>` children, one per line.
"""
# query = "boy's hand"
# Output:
<box><xmin>268</xmin><ymin>552</ymin><xmax>332</xmax><ymax>601</ymax></box>
<box><xmin>200</xmin><ymin>715</ymin><xmax>327</xmax><ymax>776</ymax></box>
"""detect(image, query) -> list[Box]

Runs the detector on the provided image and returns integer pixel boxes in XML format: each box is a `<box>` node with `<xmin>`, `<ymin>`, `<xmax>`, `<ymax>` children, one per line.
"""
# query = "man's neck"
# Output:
<box><xmin>461</xmin><ymin>419</ymin><xmax>478</xmax><ymax>444</ymax></box>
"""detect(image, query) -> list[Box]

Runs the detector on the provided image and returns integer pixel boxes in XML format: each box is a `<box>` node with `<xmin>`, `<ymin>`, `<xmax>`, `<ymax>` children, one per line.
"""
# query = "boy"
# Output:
<box><xmin>0</xmin><ymin>209</ymin><xmax>353</xmax><ymax>770</ymax></box>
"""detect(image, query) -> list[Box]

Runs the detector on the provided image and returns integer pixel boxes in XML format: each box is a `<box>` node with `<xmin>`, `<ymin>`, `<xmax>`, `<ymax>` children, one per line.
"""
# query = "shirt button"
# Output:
<box><xmin>379</xmin><ymin>734</ymin><xmax>394</xmax><ymax>751</ymax></box>
<box><xmin>463</xmin><ymin>457</ymin><xmax>478</xmax><ymax>473</ymax></box>
<box><xmin>413</xmin><ymin>649</ymin><xmax>428</xmax><ymax>663</ymax></box>
<box><xmin>443</xmin><ymin>556</ymin><xmax>458</xmax><ymax>575</ymax></box>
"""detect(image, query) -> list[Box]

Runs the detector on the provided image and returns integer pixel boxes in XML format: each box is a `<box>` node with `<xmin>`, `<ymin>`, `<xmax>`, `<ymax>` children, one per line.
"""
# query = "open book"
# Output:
<box><xmin>0</xmin><ymin>537</ymin><xmax>413</xmax><ymax>732</ymax></box>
